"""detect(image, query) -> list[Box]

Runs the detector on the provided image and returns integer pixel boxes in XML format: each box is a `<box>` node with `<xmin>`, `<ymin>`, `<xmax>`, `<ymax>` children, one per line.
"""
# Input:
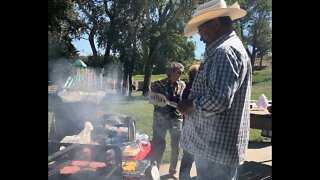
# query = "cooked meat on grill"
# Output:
<box><xmin>89</xmin><ymin>162</ymin><xmax>106</xmax><ymax>168</ymax></box>
<box><xmin>60</xmin><ymin>166</ymin><xmax>80</xmax><ymax>174</ymax></box>
<box><xmin>70</xmin><ymin>160</ymin><xmax>106</xmax><ymax>168</ymax></box>
<box><xmin>71</xmin><ymin>160</ymin><xmax>90</xmax><ymax>167</ymax></box>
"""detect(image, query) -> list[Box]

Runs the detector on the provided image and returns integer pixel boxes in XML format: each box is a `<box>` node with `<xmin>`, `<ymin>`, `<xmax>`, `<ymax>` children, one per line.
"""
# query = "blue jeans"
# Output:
<box><xmin>179</xmin><ymin>150</ymin><xmax>194</xmax><ymax>179</ymax></box>
<box><xmin>194</xmin><ymin>155</ymin><xmax>238</xmax><ymax>180</ymax></box>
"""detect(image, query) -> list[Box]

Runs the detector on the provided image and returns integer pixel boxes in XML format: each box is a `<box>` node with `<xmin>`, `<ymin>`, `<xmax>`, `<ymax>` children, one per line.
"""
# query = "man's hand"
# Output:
<box><xmin>177</xmin><ymin>99</ymin><xmax>195</xmax><ymax>115</ymax></box>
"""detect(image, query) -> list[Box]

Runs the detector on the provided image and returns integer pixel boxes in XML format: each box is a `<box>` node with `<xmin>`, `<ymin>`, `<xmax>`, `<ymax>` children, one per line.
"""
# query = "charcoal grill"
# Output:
<box><xmin>48</xmin><ymin>143</ymin><xmax>123</xmax><ymax>180</ymax></box>
<box><xmin>48</xmin><ymin>143</ymin><xmax>158</xmax><ymax>180</ymax></box>
<box><xmin>48</xmin><ymin>113</ymin><xmax>159</xmax><ymax>180</ymax></box>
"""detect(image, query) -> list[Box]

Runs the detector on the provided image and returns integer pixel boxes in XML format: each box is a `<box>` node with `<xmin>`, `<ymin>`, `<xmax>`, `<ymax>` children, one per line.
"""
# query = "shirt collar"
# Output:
<box><xmin>204</xmin><ymin>31</ymin><xmax>236</xmax><ymax>60</ymax></box>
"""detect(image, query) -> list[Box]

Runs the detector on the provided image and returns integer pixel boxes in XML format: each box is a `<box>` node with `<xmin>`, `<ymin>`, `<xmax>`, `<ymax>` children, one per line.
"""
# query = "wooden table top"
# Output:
<box><xmin>250</xmin><ymin>109</ymin><xmax>271</xmax><ymax>115</ymax></box>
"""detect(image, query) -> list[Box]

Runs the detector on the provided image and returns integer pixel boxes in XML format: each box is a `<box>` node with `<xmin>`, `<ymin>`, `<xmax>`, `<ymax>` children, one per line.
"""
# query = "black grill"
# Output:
<box><xmin>48</xmin><ymin>143</ymin><xmax>122</xmax><ymax>180</ymax></box>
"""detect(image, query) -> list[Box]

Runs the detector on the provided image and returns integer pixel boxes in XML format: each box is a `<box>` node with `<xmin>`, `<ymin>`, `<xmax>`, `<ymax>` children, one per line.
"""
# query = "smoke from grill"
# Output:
<box><xmin>49</xmin><ymin>59</ymin><xmax>158</xmax><ymax>179</ymax></box>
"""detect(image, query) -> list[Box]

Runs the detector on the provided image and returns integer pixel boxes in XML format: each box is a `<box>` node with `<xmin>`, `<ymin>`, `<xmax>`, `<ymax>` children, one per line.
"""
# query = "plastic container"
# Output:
<box><xmin>136</xmin><ymin>133</ymin><xmax>149</xmax><ymax>142</ymax></box>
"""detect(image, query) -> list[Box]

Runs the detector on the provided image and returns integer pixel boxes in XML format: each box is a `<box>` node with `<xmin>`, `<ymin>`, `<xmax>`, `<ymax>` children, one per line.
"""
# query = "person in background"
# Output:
<box><xmin>149</xmin><ymin>62</ymin><xmax>185</xmax><ymax>179</ymax></box>
<box><xmin>177</xmin><ymin>0</ymin><xmax>252</xmax><ymax>179</ymax></box>
<box><xmin>179</xmin><ymin>63</ymin><xmax>200</xmax><ymax>180</ymax></box>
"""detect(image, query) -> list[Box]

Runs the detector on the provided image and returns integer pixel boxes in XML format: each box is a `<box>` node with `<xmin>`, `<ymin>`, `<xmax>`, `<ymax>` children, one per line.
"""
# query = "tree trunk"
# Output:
<box><xmin>250</xmin><ymin>51</ymin><xmax>256</xmax><ymax>72</ymax></box>
<box><xmin>141</xmin><ymin>0</ymin><xmax>151</xmax><ymax>97</ymax></box>
<box><xmin>128</xmin><ymin>45</ymin><xmax>137</xmax><ymax>97</ymax></box>
<box><xmin>250</xmin><ymin>30</ymin><xmax>258</xmax><ymax>72</ymax></box>
<box><xmin>116</xmin><ymin>62</ymin><xmax>123</xmax><ymax>95</ymax></box>
<box><xmin>142</xmin><ymin>37</ymin><xmax>161</xmax><ymax>97</ymax></box>
<box><xmin>142</xmin><ymin>60</ymin><xmax>152</xmax><ymax>97</ymax></box>
<box><xmin>259</xmin><ymin>55</ymin><xmax>264</xmax><ymax>67</ymax></box>
<box><xmin>89</xmin><ymin>25</ymin><xmax>98</xmax><ymax>67</ymax></box>
<box><xmin>103</xmin><ymin>43</ymin><xmax>111</xmax><ymax>76</ymax></box>
<box><xmin>103</xmin><ymin>12</ymin><xmax>117</xmax><ymax>76</ymax></box>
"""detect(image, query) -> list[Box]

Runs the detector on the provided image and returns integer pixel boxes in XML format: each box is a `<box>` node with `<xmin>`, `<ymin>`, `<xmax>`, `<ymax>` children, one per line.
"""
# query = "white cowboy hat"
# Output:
<box><xmin>184</xmin><ymin>0</ymin><xmax>246</xmax><ymax>37</ymax></box>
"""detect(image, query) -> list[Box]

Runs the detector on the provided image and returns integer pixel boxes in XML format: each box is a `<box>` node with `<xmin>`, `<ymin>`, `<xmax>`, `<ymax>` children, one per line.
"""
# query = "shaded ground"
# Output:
<box><xmin>159</xmin><ymin>141</ymin><xmax>272</xmax><ymax>180</ymax></box>
<box><xmin>238</xmin><ymin>161</ymin><xmax>272</xmax><ymax>180</ymax></box>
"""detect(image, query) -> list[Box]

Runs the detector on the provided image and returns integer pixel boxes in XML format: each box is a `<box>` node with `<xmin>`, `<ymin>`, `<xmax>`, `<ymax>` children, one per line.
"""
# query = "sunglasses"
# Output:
<box><xmin>176</xmin><ymin>71</ymin><xmax>182</xmax><ymax>75</ymax></box>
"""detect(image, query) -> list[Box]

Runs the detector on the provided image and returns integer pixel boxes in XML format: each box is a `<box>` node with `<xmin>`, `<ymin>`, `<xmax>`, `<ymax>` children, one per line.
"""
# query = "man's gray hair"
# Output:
<box><xmin>166</xmin><ymin>62</ymin><xmax>184</xmax><ymax>76</ymax></box>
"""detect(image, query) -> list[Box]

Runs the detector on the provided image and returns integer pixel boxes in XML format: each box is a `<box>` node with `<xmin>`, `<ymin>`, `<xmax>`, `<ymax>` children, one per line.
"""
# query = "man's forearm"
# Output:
<box><xmin>177</xmin><ymin>99</ymin><xmax>195</xmax><ymax>115</ymax></box>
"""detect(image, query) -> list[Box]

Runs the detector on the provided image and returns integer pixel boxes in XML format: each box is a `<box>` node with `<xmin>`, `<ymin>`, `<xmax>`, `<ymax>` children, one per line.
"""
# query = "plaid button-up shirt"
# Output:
<box><xmin>180</xmin><ymin>31</ymin><xmax>252</xmax><ymax>167</ymax></box>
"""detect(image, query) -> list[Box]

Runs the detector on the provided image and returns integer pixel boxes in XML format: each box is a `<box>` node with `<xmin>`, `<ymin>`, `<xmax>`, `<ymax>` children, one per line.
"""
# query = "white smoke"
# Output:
<box><xmin>48</xmin><ymin>58</ymin><xmax>73</xmax><ymax>90</ymax></box>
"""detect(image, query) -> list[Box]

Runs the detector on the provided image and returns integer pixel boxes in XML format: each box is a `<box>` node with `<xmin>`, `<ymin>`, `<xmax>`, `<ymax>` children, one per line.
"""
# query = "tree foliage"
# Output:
<box><xmin>48</xmin><ymin>0</ymin><xmax>84</xmax><ymax>61</ymax></box>
<box><xmin>237</xmin><ymin>0</ymin><xmax>272</xmax><ymax>70</ymax></box>
<box><xmin>140</xmin><ymin>0</ymin><xmax>201</xmax><ymax>96</ymax></box>
<box><xmin>48</xmin><ymin>0</ymin><xmax>272</xmax><ymax>95</ymax></box>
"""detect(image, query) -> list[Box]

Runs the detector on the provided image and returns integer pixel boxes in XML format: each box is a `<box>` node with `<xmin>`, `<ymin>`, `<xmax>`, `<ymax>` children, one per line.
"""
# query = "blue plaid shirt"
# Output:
<box><xmin>180</xmin><ymin>31</ymin><xmax>252</xmax><ymax>167</ymax></box>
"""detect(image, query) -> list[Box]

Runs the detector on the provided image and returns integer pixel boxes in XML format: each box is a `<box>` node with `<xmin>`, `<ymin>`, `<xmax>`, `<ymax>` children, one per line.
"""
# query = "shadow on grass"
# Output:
<box><xmin>252</xmin><ymin>78</ymin><xmax>272</xmax><ymax>85</ymax></box>
<box><xmin>248</xmin><ymin>141</ymin><xmax>272</xmax><ymax>149</ymax></box>
<box><xmin>254</xmin><ymin>66</ymin><xmax>268</xmax><ymax>71</ymax></box>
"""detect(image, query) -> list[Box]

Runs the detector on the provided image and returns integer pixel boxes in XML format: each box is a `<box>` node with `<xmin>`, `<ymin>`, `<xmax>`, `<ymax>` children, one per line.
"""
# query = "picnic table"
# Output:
<box><xmin>250</xmin><ymin>108</ymin><xmax>272</xmax><ymax>131</ymax></box>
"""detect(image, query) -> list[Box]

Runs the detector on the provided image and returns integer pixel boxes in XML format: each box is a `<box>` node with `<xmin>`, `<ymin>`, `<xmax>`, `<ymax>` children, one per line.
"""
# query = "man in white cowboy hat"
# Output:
<box><xmin>177</xmin><ymin>0</ymin><xmax>252</xmax><ymax>179</ymax></box>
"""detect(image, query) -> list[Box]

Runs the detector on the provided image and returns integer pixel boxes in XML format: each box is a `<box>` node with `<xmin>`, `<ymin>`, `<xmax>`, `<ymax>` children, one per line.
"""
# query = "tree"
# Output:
<box><xmin>141</xmin><ymin>0</ymin><xmax>201</xmax><ymax>96</ymax></box>
<box><xmin>48</xmin><ymin>0</ymin><xmax>84</xmax><ymax>60</ymax></box>
<box><xmin>255</xmin><ymin>22</ymin><xmax>272</xmax><ymax>66</ymax></box>
<box><xmin>48</xmin><ymin>0</ymin><xmax>86</xmax><ymax>84</ymax></box>
<box><xmin>66</xmin><ymin>0</ymin><xmax>199</xmax><ymax>97</ymax></box>
<box><xmin>107</xmin><ymin>0</ymin><xmax>145</xmax><ymax>96</ymax></box>
<box><xmin>237</xmin><ymin>0</ymin><xmax>272</xmax><ymax>71</ymax></box>
<box><xmin>75</xmin><ymin>0</ymin><xmax>106</xmax><ymax>67</ymax></box>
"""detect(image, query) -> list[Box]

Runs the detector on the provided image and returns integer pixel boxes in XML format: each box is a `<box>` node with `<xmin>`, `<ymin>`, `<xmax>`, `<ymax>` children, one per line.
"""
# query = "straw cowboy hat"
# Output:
<box><xmin>184</xmin><ymin>0</ymin><xmax>246</xmax><ymax>37</ymax></box>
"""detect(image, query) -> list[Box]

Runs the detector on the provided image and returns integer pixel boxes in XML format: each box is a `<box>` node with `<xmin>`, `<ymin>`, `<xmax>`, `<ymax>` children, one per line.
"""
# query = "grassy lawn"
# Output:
<box><xmin>133</xmin><ymin>65</ymin><xmax>272</xmax><ymax>101</ymax></box>
<box><xmin>251</xmin><ymin>66</ymin><xmax>272</xmax><ymax>100</ymax></box>
<box><xmin>134</xmin><ymin>73</ymin><xmax>189</xmax><ymax>83</ymax></box>
<box><xmin>49</xmin><ymin>63</ymin><xmax>271</xmax><ymax>163</ymax></box>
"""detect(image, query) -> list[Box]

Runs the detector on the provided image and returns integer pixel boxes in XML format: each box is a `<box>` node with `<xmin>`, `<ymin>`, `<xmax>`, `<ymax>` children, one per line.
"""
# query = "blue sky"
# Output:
<box><xmin>72</xmin><ymin>34</ymin><xmax>205</xmax><ymax>60</ymax></box>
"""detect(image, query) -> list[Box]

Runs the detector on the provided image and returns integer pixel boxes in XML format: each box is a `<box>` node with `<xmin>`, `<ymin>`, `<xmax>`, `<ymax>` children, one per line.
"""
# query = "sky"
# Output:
<box><xmin>72</xmin><ymin>34</ymin><xmax>205</xmax><ymax>60</ymax></box>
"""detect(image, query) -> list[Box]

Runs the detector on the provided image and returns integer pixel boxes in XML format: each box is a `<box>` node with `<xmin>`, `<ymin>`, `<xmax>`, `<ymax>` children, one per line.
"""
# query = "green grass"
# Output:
<box><xmin>49</xmin><ymin>64</ymin><xmax>271</xmax><ymax>164</ymax></box>
<box><xmin>249</xmin><ymin>129</ymin><xmax>268</xmax><ymax>142</ymax></box>
<box><xmin>252</xmin><ymin>66</ymin><xmax>272</xmax><ymax>100</ymax></box>
<box><xmin>133</xmin><ymin>65</ymin><xmax>272</xmax><ymax>101</ymax></box>
<box><xmin>133</xmin><ymin>74</ymin><xmax>189</xmax><ymax>83</ymax></box>
<box><xmin>99</xmin><ymin>95</ymin><xmax>154</xmax><ymax>136</ymax></box>
<box><xmin>133</xmin><ymin>74</ymin><xmax>166</xmax><ymax>82</ymax></box>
